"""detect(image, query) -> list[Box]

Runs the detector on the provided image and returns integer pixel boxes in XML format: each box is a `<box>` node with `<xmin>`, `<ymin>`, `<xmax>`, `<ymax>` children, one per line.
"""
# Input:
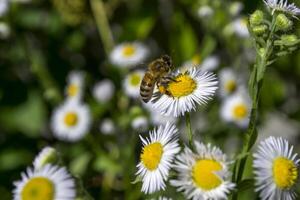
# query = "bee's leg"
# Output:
<box><xmin>163</xmin><ymin>76</ymin><xmax>181</xmax><ymax>83</ymax></box>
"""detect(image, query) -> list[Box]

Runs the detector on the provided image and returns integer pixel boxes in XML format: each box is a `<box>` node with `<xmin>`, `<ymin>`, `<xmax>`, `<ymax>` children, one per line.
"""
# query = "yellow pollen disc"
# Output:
<box><xmin>167</xmin><ymin>74</ymin><xmax>197</xmax><ymax>98</ymax></box>
<box><xmin>192</xmin><ymin>55</ymin><xmax>201</xmax><ymax>65</ymax></box>
<box><xmin>64</xmin><ymin>112</ymin><xmax>78</xmax><ymax>127</ymax></box>
<box><xmin>233</xmin><ymin>104</ymin><xmax>247</xmax><ymax>119</ymax></box>
<box><xmin>140</xmin><ymin>142</ymin><xmax>163</xmax><ymax>171</ymax></box>
<box><xmin>67</xmin><ymin>84</ymin><xmax>78</xmax><ymax>97</ymax></box>
<box><xmin>21</xmin><ymin>177</ymin><xmax>54</xmax><ymax>200</ymax></box>
<box><xmin>129</xmin><ymin>73</ymin><xmax>141</xmax><ymax>86</ymax></box>
<box><xmin>225</xmin><ymin>80</ymin><xmax>237</xmax><ymax>93</ymax></box>
<box><xmin>192</xmin><ymin>159</ymin><xmax>223</xmax><ymax>191</ymax></box>
<box><xmin>122</xmin><ymin>45</ymin><xmax>136</xmax><ymax>57</ymax></box>
<box><xmin>273</xmin><ymin>157</ymin><xmax>298</xmax><ymax>189</ymax></box>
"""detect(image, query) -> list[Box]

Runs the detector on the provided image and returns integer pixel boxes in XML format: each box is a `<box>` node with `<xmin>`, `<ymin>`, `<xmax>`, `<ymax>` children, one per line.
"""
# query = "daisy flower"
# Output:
<box><xmin>13</xmin><ymin>164</ymin><xmax>76</xmax><ymax>200</ymax></box>
<box><xmin>220</xmin><ymin>89</ymin><xmax>251</xmax><ymax>128</ymax></box>
<box><xmin>92</xmin><ymin>79</ymin><xmax>115</xmax><ymax>103</ymax></box>
<box><xmin>151</xmin><ymin>67</ymin><xmax>218</xmax><ymax>117</ymax></box>
<box><xmin>123</xmin><ymin>70</ymin><xmax>145</xmax><ymax>99</ymax></box>
<box><xmin>219</xmin><ymin>68</ymin><xmax>241</xmax><ymax>98</ymax></box>
<box><xmin>51</xmin><ymin>100</ymin><xmax>91</xmax><ymax>142</ymax></box>
<box><xmin>224</xmin><ymin>17</ymin><xmax>249</xmax><ymax>38</ymax></box>
<box><xmin>253</xmin><ymin>136</ymin><xmax>300</xmax><ymax>200</ymax></box>
<box><xmin>99</xmin><ymin>118</ymin><xmax>115</xmax><ymax>135</ymax></box>
<box><xmin>33</xmin><ymin>147</ymin><xmax>58</xmax><ymax>170</ymax></box>
<box><xmin>171</xmin><ymin>142</ymin><xmax>235</xmax><ymax>200</ymax></box>
<box><xmin>110</xmin><ymin>42</ymin><xmax>149</xmax><ymax>68</ymax></box>
<box><xmin>182</xmin><ymin>55</ymin><xmax>219</xmax><ymax>72</ymax></box>
<box><xmin>229</xmin><ymin>2</ymin><xmax>244</xmax><ymax>16</ymax></box>
<box><xmin>264</xmin><ymin>0</ymin><xmax>300</xmax><ymax>16</ymax></box>
<box><xmin>131</xmin><ymin>116</ymin><xmax>149</xmax><ymax>132</ymax></box>
<box><xmin>65</xmin><ymin>71</ymin><xmax>84</xmax><ymax>102</ymax></box>
<box><xmin>136</xmin><ymin>123</ymin><xmax>180</xmax><ymax>194</ymax></box>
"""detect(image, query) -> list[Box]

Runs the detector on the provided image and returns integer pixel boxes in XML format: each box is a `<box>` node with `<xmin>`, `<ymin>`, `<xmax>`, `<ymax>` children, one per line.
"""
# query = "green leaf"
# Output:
<box><xmin>70</xmin><ymin>152</ymin><xmax>92</xmax><ymax>176</ymax></box>
<box><xmin>237</xmin><ymin>179</ymin><xmax>254</xmax><ymax>192</ymax></box>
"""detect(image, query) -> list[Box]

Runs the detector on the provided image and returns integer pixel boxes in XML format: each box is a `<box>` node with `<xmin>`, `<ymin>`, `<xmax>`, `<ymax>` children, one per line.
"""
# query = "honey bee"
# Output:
<box><xmin>140</xmin><ymin>55</ymin><xmax>174</xmax><ymax>103</ymax></box>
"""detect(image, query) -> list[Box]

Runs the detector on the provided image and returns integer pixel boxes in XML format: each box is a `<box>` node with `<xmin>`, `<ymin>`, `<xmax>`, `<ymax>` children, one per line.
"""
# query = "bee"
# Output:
<box><xmin>140</xmin><ymin>55</ymin><xmax>174</xmax><ymax>103</ymax></box>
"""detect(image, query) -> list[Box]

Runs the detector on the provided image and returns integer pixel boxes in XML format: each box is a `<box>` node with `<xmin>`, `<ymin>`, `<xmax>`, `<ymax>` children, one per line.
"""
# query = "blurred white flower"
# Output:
<box><xmin>65</xmin><ymin>71</ymin><xmax>84</xmax><ymax>102</ymax></box>
<box><xmin>264</xmin><ymin>0</ymin><xmax>300</xmax><ymax>16</ymax></box>
<box><xmin>149</xmin><ymin>109</ymin><xmax>178</xmax><ymax>126</ymax></box>
<box><xmin>229</xmin><ymin>2</ymin><xmax>244</xmax><ymax>16</ymax></box>
<box><xmin>51</xmin><ymin>100</ymin><xmax>91</xmax><ymax>142</ymax></box>
<box><xmin>123</xmin><ymin>70</ymin><xmax>144</xmax><ymax>99</ymax></box>
<box><xmin>225</xmin><ymin>17</ymin><xmax>249</xmax><ymax>38</ymax></box>
<box><xmin>0</xmin><ymin>22</ymin><xmax>10</xmax><ymax>39</ymax></box>
<box><xmin>110</xmin><ymin>42</ymin><xmax>149</xmax><ymax>68</ymax></box>
<box><xmin>13</xmin><ymin>164</ymin><xmax>76</xmax><ymax>200</ymax></box>
<box><xmin>219</xmin><ymin>68</ymin><xmax>242</xmax><ymax>98</ymax></box>
<box><xmin>171</xmin><ymin>142</ymin><xmax>235</xmax><ymax>200</ymax></box>
<box><xmin>131</xmin><ymin>116</ymin><xmax>149</xmax><ymax>132</ymax></box>
<box><xmin>93</xmin><ymin>79</ymin><xmax>115</xmax><ymax>103</ymax></box>
<box><xmin>200</xmin><ymin>55</ymin><xmax>220</xmax><ymax>71</ymax></box>
<box><xmin>99</xmin><ymin>118</ymin><xmax>115</xmax><ymax>135</ymax></box>
<box><xmin>33</xmin><ymin>147</ymin><xmax>58</xmax><ymax>170</ymax></box>
<box><xmin>197</xmin><ymin>5</ymin><xmax>214</xmax><ymax>18</ymax></box>
<box><xmin>220</xmin><ymin>89</ymin><xmax>251</xmax><ymax>128</ymax></box>
<box><xmin>0</xmin><ymin>0</ymin><xmax>9</xmax><ymax>17</ymax></box>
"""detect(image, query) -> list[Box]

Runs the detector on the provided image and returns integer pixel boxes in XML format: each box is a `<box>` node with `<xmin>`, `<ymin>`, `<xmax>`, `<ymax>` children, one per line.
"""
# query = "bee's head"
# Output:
<box><xmin>161</xmin><ymin>55</ymin><xmax>173</xmax><ymax>69</ymax></box>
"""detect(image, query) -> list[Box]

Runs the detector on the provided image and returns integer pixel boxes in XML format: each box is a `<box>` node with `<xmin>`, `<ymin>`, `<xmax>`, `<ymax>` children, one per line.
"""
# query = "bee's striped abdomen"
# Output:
<box><xmin>140</xmin><ymin>71</ymin><xmax>156</xmax><ymax>103</ymax></box>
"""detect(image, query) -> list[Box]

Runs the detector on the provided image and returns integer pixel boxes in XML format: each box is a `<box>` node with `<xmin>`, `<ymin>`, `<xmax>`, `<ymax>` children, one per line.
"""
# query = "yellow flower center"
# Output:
<box><xmin>21</xmin><ymin>177</ymin><xmax>54</xmax><ymax>200</ymax></box>
<box><xmin>67</xmin><ymin>84</ymin><xmax>79</xmax><ymax>97</ymax></box>
<box><xmin>192</xmin><ymin>159</ymin><xmax>223</xmax><ymax>190</ymax></box>
<box><xmin>129</xmin><ymin>73</ymin><xmax>141</xmax><ymax>86</ymax></box>
<box><xmin>122</xmin><ymin>45</ymin><xmax>136</xmax><ymax>57</ymax></box>
<box><xmin>225</xmin><ymin>80</ymin><xmax>237</xmax><ymax>93</ymax></box>
<box><xmin>140</xmin><ymin>142</ymin><xmax>163</xmax><ymax>171</ymax></box>
<box><xmin>192</xmin><ymin>55</ymin><xmax>201</xmax><ymax>65</ymax></box>
<box><xmin>64</xmin><ymin>112</ymin><xmax>78</xmax><ymax>127</ymax></box>
<box><xmin>273</xmin><ymin>157</ymin><xmax>298</xmax><ymax>189</ymax></box>
<box><xmin>167</xmin><ymin>74</ymin><xmax>197</xmax><ymax>98</ymax></box>
<box><xmin>233</xmin><ymin>104</ymin><xmax>248</xmax><ymax>119</ymax></box>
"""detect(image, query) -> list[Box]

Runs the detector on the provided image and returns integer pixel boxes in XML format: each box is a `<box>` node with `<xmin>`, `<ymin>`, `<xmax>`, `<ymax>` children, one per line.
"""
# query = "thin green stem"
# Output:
<box><xmin>185</xmin><ymin>113</ymin><xmax>194</xmax><ymax>150</ymax></box>
<box><xmin>90</xmin><ymin>0</ymin><xmax>115</xmax><ymax>56</ymax></box>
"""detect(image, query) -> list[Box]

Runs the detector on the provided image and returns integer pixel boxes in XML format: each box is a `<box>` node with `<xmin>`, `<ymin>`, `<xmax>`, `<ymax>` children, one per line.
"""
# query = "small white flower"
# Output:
<box><xmin>264</xmin><ymin>0</ymin><xmax>300</xmax><ymax>16</ymax></box>
<box><xmin>149</xmin><ymin>109</ymin><xmax>178</xmax><ymax>126</ymax></box>
<box><xmin>225</xmin><ymin>17</ymin><xmax>249</xmax><ymax>38</ymax></box>
<box><xmin>197</xmin><ymin>5</ymin><xmax>214</xmax><ymax>18</ymax></box>
<box><xmin>123</xmin><ymin>70</ymin><xmax>145</xmax><ymax>99</ymax></box>
<box><xmin>51</xmin><ymin>100</ymin><xmax>91</xmax><ymax>142</ymax></box>
<box><xmin>110</xmin><ymin>42</ymin><xmax>149</xmax><ymax>68</ymax></box>
<box><xmin>219</xmin><ymin>68</ymin><xmax>241</xmax><ymax>98</ymax></box>
<box><xmin>151</xmin><ymin>67</ymin><xmax>218</xmax><ymax>117</ymax></box>
<box><xmin>33</xmin><ymin>147</ymin><xmax>58</xmax><ymax>170</ymax></box>
<box><xmin>136</xmin><ymin>123</ymin><xmax>180</xmax><ymax>194</ymax></box>
<box><xmin>13</xmin><ymin>164</ymin><xmax>76</xmax><ymax>200</ymax></box>
<box><xmin>65</xmin><ymin>71</ymin><xmax>84</xmax><ymax>102</ymax></box>
<box><xmin>0</xmin><ymin>0</ymin><xmax>9</xmax><ymax>17</ymax></box>
<box><xmin>92</xmin><ymin>79</ymin><xmax>115</xmax><ymax>103</ymax></box>
<box><xmin>131</xmin><ymin>116</ymin><xmax>149</xmax><ymax>132</ymax></box>
<box><xmin>99</xmin><ymin>118</ymin><xmax>115</xmax><ymax>135</ymax></box>
<box><xmin>220</xmin><ymin>89</ymin><xmax>252</xmax><ymax>128</ymax></box>
<box><xmin>253</xmin><ymin>136</ymin><xmax>300</xmax><ymax>200</ymax></box>
<box><xmin>182</xmin><ymin>55</ymin><xmax>219</xmax><ymax>72</ymax></box>
<box><xmin>229</xmin><ymin>2</ymin><xmax>244</xmax><ymax>16</ymax></box>
<box><xmin>171</xmin><ymin>142</ymin><xmax>235</xmax><ymax>200</ymax></box>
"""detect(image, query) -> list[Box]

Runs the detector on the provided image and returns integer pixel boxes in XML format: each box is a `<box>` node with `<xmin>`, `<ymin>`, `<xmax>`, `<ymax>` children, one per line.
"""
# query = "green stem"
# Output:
<box><xmin>185</xmin><ymin>113</ymin><xmax>194</xmax><ymax>150</ymax></box>
<box><xmin>90</xmin><ymin>0</ymin><xmax>115</xmax><ymax>56</ymax></box>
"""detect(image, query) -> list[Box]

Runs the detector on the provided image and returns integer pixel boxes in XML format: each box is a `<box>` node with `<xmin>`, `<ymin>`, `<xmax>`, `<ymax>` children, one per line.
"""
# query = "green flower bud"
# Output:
<box><xmin>259</xmin><ymin>48</ymin><xmax>266</xmax><ymax>57</ymax></box>
<box><xmin>33</xmin><ymin>147</ymin><xmax>59</xmax><ymax>170</ymax></box>
<box><xmin>252</xmin><ymin>25</ymin><xmax>268</xmax><ymax>35</ymax></box>
<box><xmin>250</xmin><ymin>10</ymin><xmax>264</xmax><ymax>26</ymax></box>
<box><xmin>275</xmin><ymin>14</ymin><xmax>293</xmax><ymax>31</ymax></box>
<box><xmin>280</xmin><ymin>34</ymin><xmax>299</xmax><ymax>46</ymax></box>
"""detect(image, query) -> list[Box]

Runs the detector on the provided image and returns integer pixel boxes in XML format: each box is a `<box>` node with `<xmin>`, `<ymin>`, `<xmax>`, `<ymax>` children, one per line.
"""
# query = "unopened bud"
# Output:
<box><xmin>33</xmin><ymin>147</ymin><xmax>59</xmax><ymax>170</ymax></box>
<box><xmin>250</xmin><ymin>10</ymin><xmax>264</xmax><ymax>26</ymax></box>
<box><xmin>252</xmin><ymin>25</ymin><xmax>268</xmax><ymax>35</ymax></box>
<box><xmin>275</xmin><ymin>14</ymin><xmax>292</xmax><ymax>31</ymax></box>
<box><xmin>281</xmin><ymin>34</ymin><xmax>299</xmax><ymax>46</ymax></box>
<box><xmin>259</xmin><ymin>48</ymin><xmax>266</xmax><ymax>57</ymax></box>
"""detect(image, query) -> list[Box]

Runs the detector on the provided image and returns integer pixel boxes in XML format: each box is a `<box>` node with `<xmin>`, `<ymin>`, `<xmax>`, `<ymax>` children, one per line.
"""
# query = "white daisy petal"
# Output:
<box><xmin>33</xmin><ymin>147</ymin><xmax>58</xmax><ymax>170</ymax></box>
<box><xmin>92</xmin><ymin>79</ymin><xmax>115</xmax><ymax>103</ymax></box>
<box><xmin>264</xmin><ymin>0</ymin><xmax>300</xmax><ymax>16</ymax></box>
<box><xmin>123</xmin><ymin>70</ymin><xmax>145</xmax><ymax>99</ymax></box>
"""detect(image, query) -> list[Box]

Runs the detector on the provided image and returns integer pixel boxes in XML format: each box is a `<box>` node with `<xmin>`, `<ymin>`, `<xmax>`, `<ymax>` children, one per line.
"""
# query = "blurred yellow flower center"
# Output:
<box><xmin>233</xmin><ymin>104</ymin><xmax>247</xmax><ymax>119</ymax></box>
<box><xmin>192</xmin><ymin>55</ymin><xmax>201</xmax><ymax>65</ymax></box>
<box><xmin>64</xmin><ymin>112</ymin><xmax>78</xmax><ymax>127</ymax></box>
<box><xmin>67</xmin><ymin>84</ymin><xmax>78</xmax><ymax>97</ymax></box>
<box><xmin>192</xmin><ymin>159</ymin><xmax>223</xmax><ymax>190</ymax></box>
<box><xmin>167</xmin><ymin>74</ymin><xmax>197</xmax><ymax>98</ymax></box>
<box><xmin>141</xmin><ymin>142</ymin><xmax>163</xmax><ymax>171</ymax></box>
<box><xmin>129</xmin><ymin>73</ymin><xmax>141</xmax><ymax>86</ymax></box>
<box><xmin>273</xmin><ymin>157</ymin><xmax>298</xmax><ymax>189</ymax></box>
<box><xmin>225</xmin><ymin>80</ymin><xmax>237</xmax><ymax>93</ymax></box>
<box><xmin>21</xmin><ymin>177</ymin><xmax>54</xmax><ymax>200</ymax></box>
<box><xmin>122</xmin><ymin>45</ymin><xmax>136</xmax><ymax>57</ymax></box>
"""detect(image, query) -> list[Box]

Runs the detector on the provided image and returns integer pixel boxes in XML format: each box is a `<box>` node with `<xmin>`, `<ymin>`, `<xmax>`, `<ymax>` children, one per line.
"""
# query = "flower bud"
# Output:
<box><xmin>280</xmin><ymin>34</ymin><xmax>299</xmax><ymax>46</ymax></box>
<box><xmin>252</xmin><ymin>25</ymin><xmax>268</xmax><ymax>35</ymax></box>
<box><xmin>250</xmin><ymin>10</ymin><xmax>264</xmax><ymax>26</ymax></box>
<box><xmin>33</xmin><ymin>147</ymin><xmax>59</xmax><ymax>170</ymax></box>
<box><xmin>259</xmin><ymin>48</ymin><xmax>266</xmax><ymax>57</ymax></box>
<box><xmin>275</xmin><ymin>14</ymin><xmax>292</xmax><ymax>31</ymax></box>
